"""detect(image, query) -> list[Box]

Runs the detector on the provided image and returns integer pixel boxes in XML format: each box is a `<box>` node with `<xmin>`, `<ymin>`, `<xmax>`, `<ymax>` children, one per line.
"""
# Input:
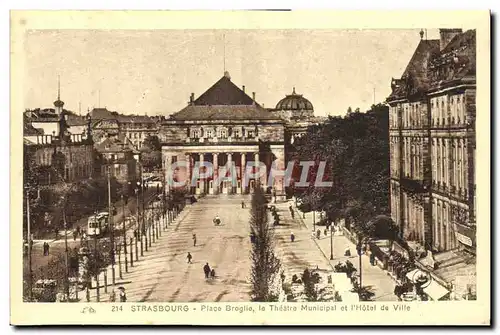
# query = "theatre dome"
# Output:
<box><xmin>275</xmin><ymin>87</ymin><xmax>314</xmax><ymax>111</ymax></box>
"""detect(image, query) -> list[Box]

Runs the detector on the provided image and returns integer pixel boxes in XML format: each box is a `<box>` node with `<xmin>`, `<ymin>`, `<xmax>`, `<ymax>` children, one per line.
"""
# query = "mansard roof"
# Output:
<box><xmin>387</xmin><ymin>39</ymin><xmax>440</xmax><ymax>102</ymax></box>
<box><xmin>428</xmin><ymin>29</ymin><xmax>476</xmax><ymax>89</ymax></box>
<box><xmin>169</xmin><ymin>105</ymin><xmax>278</xmax><ymax>121</ymax></box>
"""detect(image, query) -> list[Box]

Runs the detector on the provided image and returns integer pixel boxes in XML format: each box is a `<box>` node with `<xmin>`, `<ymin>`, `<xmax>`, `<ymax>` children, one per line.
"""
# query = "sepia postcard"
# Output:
<box><xmin>10</xmin><ymin>10</ymin><xmax>491</xmax><ymax>326</ymax></box>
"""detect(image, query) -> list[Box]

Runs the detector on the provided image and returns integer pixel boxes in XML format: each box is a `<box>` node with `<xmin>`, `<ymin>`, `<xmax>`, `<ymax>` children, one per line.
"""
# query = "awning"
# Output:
<box><xmin>406</xmin><ymin>269</ymin><xmax>420</xmax><ymax>281</ymax></box>
<box><xmin>423</xmin><ymin>280</ymin><xmax>450</xmax><ymax>301</ymax></box>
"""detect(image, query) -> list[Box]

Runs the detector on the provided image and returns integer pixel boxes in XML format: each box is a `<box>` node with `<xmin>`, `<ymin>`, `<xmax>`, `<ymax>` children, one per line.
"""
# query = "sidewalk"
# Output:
<box><xmin>291</xmin><ymin>204</ymin><xmax>399</xmax><ymax>301</ymax></box>
<box><xmin>272</xmin><ymin>202</ymin><xmax>333</xmax><ymax>280</ymax></box>
<box><xmin>78</xmin><ymin>204</ymin><xmax>192</xmax><ymax>302</ymax></box>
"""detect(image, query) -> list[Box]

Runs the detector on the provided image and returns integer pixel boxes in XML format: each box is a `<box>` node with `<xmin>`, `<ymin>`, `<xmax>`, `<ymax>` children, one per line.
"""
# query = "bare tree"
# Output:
<box><xmin>249</xmin><ymin>186</ymin><xmax>281</xmax><ymax>302</ymax></box>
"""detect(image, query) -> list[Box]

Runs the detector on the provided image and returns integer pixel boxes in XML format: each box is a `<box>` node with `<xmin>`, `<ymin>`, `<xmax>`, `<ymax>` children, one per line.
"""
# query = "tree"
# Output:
<box><xmin>301</xmin><ymin>268</ymin><xmax>320</xmax><ymax>301</ymax></box>
<box><xmin>142</xmin><ymin>135</ymin><xmax>161</xmax><ymax>151</ymax></box>
<box><xmin>249</xmin><ymin>186</ymin><xmax>281</xmax><ymax>301</ymax></box>
<box><xmin>294</xmin><ymin>103</ymin><xmax>390</xmax><ymax>237</ymax></box>
<box><xmin>140</xmin><ymin>135</ymin><xmax>162</xmax><ymax>169</ymax></box>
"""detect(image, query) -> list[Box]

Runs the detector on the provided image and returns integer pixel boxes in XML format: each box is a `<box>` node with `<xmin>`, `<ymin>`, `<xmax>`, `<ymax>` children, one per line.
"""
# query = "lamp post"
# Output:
<box><xmin>313</xmin><ymin>210</ymin><xmax>316</xmax><ymax>232</ymax></box>
<box><xmin>330</xmin><ymin>220</ymin><xmax>334</xmax><ymax>260</ymax></box>
<box><xmin>61</xmin><ymin>196</ymin><xmax>71</xmax><ymax>301</ymax></box>
<box><xmin>107</xmin><ymin>169</ymin><xmax>116</xmax><ymax>287</ymax></box>
<box><xmin>121</xmin><ymin>194</ymin><xmax>128</xmax><ymax>273</ymax></box>
<box><xmin>135</xmin><ymin>186</ymin><xmax>142</xmax><ymax>258</ymax></box>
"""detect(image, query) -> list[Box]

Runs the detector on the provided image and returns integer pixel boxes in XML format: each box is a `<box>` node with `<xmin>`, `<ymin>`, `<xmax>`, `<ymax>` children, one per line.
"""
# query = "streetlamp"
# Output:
<box><xmin>313</xmin><ymin>211</ymin><xmax>316</xmax><ymax>232</ymax></box>
<box><xmin>107</xmin><ymin>168</ymin><xmax>116</xmax><ymax>287</ymax></box>
<box><xmin>330</xmin><ymin>220</ymin><xmax>334</xmax><ymax>260</ymax></box>
<box><xmin>135</xmin><ymin>186</ymin><xmax>142</xmax><ymax>257</ymax></box>
<box><xmin>121</xmin><ymin>194</ymin><xmax>128</xmax><ymax>273</ymax></box>
<box><xmin>61</xmin><ymin>195</ymin><xmax>71</xmax><ymax>301</ymax></box>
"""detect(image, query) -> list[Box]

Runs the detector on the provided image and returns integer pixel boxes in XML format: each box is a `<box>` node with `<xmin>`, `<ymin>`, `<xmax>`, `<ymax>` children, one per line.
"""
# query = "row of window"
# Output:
<box><xmin>432</xmin><ymin>137</ymin><xmax>469</xmax><ymax>197</ymax></box>
<box><xmin>431</xmin><ymin>94</ymin><xmax>467</xmax><ymax>127</ymax></box>
<box><xmin>389</xmin><ymin>93</ymin><xmax>470</xmax><ymax>129</ymax></box>
<box><xmin>389</xmin><ymin>185</ymin><xmax>463</xmax><ymax>252</ymax></box>
<box><xmin>189</xmin><ymin>127</ymin><xmax>257</xmax><ymax>139</ymax></box>
<box><xmin>432</xmin><ymin>199</ymin><xmax>460</xmax><ymax>252</ymax></box>
<box><xmin>389</xmin><ymin>136</ymin><xmax>425</xmax><ymax>180</ymax></box>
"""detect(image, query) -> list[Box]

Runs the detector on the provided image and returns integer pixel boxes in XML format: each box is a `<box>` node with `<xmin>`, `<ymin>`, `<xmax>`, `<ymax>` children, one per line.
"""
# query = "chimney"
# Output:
<box><xmin>190</xmin><ymin>93</ymin><xmax>195</xmax><ymax>105</ymax></box>
<box><xmin>439</xmin><ymin>28</ymin><xmax>462</xmax><ymax>51</ymax></box>
<box><xmin>242</xmin><ymin>85</ymin><xmax>245</xmax><ymax>93</ymax></box>
<box><xmin>252</xmin><ymin>92</ymin><xmax>256</xmax><ymax>105</ymax></box>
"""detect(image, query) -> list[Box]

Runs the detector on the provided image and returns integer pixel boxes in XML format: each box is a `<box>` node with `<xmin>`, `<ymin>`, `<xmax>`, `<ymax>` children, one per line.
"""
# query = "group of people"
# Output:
<box><xmin>108</xmin><ymin>287</ymin><xmax>127</xmax><ymax>302</ymax></box>
<box><xmin>185</xmin><ymin>215</ymin><xmax>223</xmax><ymax>281</ymax></box>
<box><xmin>203</xmin><ymin>262</ymin><xmax>216</xmax><ymax>279</ymax></box>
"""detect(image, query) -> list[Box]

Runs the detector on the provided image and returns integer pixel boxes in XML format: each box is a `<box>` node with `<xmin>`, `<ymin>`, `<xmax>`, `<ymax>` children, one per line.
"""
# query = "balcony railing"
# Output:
<box><xmin>400</xmin><ymin>177</ymin><xmax>430</xmax><ymax>193</ymax></box>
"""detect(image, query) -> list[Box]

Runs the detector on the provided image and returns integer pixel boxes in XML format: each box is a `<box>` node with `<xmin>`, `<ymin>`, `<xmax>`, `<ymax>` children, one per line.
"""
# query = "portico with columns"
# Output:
<box><xmin>162</xmin><ymin>144</ymin><xmax>286</xmax><ymax>196</ymax></box>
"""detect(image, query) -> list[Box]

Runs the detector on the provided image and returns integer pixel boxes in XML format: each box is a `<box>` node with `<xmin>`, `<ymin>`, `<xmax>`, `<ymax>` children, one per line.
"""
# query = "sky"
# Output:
<box><xmin>23</xmin><ymin>29</ymin><xmax>443</xmax><ymax>117</ymax></box>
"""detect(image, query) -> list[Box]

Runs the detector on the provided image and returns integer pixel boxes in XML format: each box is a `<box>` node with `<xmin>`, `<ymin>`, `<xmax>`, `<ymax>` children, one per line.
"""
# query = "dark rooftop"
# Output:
<box><xmin>387</xmin><ymin>39</ymin><xmax>440</xmax><ymax>101</ymax></box>
<box><xmin>169</xmin><ymin>105</ymin><xmax>279</xmax><ymax>121</ymax></box>
<box><xmin>193</xmin><ymin>74</ymin><xmax>258</xmax><ymax>106</ymax></box>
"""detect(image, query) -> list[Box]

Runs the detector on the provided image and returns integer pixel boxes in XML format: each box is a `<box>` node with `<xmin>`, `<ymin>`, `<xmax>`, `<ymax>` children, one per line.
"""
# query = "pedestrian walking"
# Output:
<box><xmin>324</xmin><ymin>228</ymin><xmax>328</xmax><ymax>236</ymax></box>
<box><xmin>54</xmin><ymin>228</ymin><xmax>59</xmax><ymax>240</ymax></box>
<box><xmin>187</xmin><ymin>252</ymin><xmax>193</xmax><ymax>264</ymax></box>
<box><xmin>76</xmin><ymin>226</ymin><xmax>81</xmax><ymax>236</ymax></box>
<box><xmin>109</xmin><ymin>290</ymin><xmax>116</xmax><ymax>302</ymax></box>
<box><xmin>203</xmin><ymin>263</ymin><xmax>211</xmax><ymax>279</ymax></box>
<box><xmin>210</xmin><ymin>268</ymin><xmax>216</xmax><ymax>279</ymax></box>
<box><xmin>316</xmin><ymin>229</ymin><xmax>321</xmax><ymax>240</ymax></box>
<box><xmin>241</xmin><ymin>201</ymin><xmax>245</xmax><ymax>208</ymax></box>
<box><xmin>118</xmin><ymin>287</ymin><xmax>127</xmax><ymax>302</ymax></box>
<box><xmin>370</xmin><ymin>252</ymin><xmax>376</xmax><ymax>266</ymax></box>
<box><xmin>192</xmin><ymin>234</ymin><xmax>197</xmax><ymax>247</ymax></box>
<box><xmin>73</xmin><ymin>230</ymin><xmax>78</xmax><ymax>241</ymax></box>
<box><xmin>290</xmin><ymin>232</ymin><xmax>295</xmax><ymax>243</ymax></box>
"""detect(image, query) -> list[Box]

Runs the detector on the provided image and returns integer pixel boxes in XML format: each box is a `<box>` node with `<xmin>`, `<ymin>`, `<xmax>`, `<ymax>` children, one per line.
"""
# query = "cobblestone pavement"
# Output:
<box><xmin>83</xmin><ymin>195</ymin><xmax>255</xmax><ymax>302</ymax></box>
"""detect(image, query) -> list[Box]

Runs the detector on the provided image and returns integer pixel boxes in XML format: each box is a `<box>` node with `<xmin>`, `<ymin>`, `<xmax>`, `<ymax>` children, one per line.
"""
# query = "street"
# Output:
<box><xmin>88</xmin><ymin>195</ymin><xmax>254</xmax><ymax>302</ymax></box>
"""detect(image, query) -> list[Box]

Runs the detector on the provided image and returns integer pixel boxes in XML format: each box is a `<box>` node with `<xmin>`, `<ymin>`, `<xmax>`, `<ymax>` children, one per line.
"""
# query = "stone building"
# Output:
<box><xmin>24</xmin><ymin>117</ymin><xmax>94</xmax><ymax>185</ymax></box>
<box><xmin>94</xmin><ymin>136</ymin><xmax>138</xmax><ymax>184</ymax></box>
<box><xmin>89</xmin><ymin>107</ymin><xmax>160</xmax><ymax>149</ymax></box>
<box><xmin>23</xmin><ymin>89</ymin><xmax>94</xmax><ymax>185</ymax></box>
<box><xmin>159</xmin><ymin>71</ymin><xmax>320</xmax><ymax>196</ymax></box>
<box><xmin>387</xmin><ymin>29</ymin><xmax>476</xmax><ymax>299</ymax></box>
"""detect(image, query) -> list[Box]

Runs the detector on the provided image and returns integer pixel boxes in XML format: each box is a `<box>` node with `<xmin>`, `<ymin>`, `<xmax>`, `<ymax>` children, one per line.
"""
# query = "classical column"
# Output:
<box><xmin>240</xmin><ymin>152</ymin><xmax>246</xmax><ymax>194</ymax></box>
<box><xmin>227</xmin><ymin>153</ymin><xmax>233</xmax><ymax>194</ymax></box>
<box><xmin>165</xmin><ymin>154</ymin><xmax>172</xmax><ymax>194</ymax></box>
<box><xmin>185</xmin><ymin>153</ymin><xmax>191</xmax><ymax>193</ymax></box>
<box><xmin>213</xmin><ymin>153</ymin><xmax>219</xmax><ymax>194</ymax></box>
<box><xmin>199</xmin><ymin>153</ymin><xmax>205</xmax><ymax>194</ymax></box>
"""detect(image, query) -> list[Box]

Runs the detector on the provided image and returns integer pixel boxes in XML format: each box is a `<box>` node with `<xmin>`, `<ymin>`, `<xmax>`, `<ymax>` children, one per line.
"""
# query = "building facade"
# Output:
<box><xmin>89</xmin><ymin>108</ymin><xmax>160</xmax><ymax>149</ymax></box>
<box><xmin>159</xmin><ymin>72</ymin><xmax>320</xmax><ymax>196</ymax></box>
<box><xmin>387</xmin><ymin>29</ymin><xmax>476</xmax><ymax>298</ymax></box>
<box><xmin>95</xmin><ymin>136</ymin><xmax>138</xmax><ymax>184</ymax></box>
<box><xmin>24</xmin><ymin>92</ymin><xmax>94</xmax><ymax>185</ymax></box>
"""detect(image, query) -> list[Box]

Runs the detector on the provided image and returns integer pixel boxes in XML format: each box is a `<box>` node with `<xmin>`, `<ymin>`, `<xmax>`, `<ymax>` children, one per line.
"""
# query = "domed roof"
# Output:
<box><xmin>275</xmin><ymin>87</ymin><xmax>313</xmax><ymax>111</ymax></box>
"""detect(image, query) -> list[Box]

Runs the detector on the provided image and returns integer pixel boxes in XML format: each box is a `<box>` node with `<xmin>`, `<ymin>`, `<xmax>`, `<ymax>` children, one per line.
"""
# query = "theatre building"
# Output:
<box><xmin>159</xmin><ymin>71</ymin><xmax>321</xmax><ymax>196</ymax></box>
